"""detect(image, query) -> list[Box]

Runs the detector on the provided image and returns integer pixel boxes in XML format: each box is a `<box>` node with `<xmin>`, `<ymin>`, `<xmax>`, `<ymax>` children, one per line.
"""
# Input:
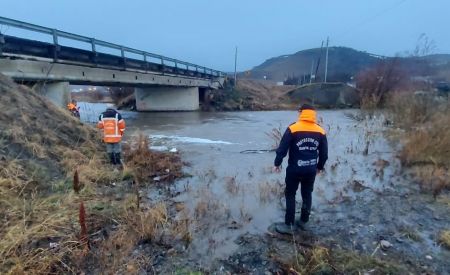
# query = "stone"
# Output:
<box><xmin>380</xmin><ymin>240</ymin><xmax>393</xmax><ymax>249</ymax></box>
<box><xmin>425</xmin><ymin>255</ymin><xmax>433</xmax><ymax>260</ymax></box>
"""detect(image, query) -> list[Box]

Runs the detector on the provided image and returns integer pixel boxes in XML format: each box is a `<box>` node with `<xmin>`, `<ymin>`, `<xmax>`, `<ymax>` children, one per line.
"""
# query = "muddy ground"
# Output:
<box><xmin>109</xmin><ymin>109</ymin><xmax>450</xmax><ymax>274</ymax></box>
<box><xmin>124</xmin><ymin>172</ymin><xmax>450</xmax><ymax>274</ymax></box>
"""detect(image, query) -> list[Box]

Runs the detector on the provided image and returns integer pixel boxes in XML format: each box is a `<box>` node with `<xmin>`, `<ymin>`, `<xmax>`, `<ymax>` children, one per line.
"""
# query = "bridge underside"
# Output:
<box><xmin>0</xmin><ymin>58</ymin><xmax>221</xmax><ymax>88</ymax></box>
<box><xmin>0</xmin><ymin>58</ymin><xmax>223</xmax><ymax>110</ymax></box>
<box><xmin>136</xmin><ymin>87</ymin><xmax>200</xmax><ymax>111</ymax></box>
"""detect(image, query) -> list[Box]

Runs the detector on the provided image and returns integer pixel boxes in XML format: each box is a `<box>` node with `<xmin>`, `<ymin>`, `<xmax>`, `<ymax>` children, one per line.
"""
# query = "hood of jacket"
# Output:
<box><xmin>298</xmin><ymin>109</ymin><xmax>317</xmax><ymax>123</ymax></box>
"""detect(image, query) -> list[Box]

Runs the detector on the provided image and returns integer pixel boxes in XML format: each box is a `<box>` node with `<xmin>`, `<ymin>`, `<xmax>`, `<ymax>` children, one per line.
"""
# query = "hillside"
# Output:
<box><xmin>246</xmin><ymin>46</ymin><xmax>450</xmax><ymax>83</ymax></box>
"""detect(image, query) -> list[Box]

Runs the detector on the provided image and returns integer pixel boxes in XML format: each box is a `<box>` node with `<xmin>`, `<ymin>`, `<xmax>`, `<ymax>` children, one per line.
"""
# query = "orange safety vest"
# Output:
<box><xmin>97</xmin><ymin>113</ymin><xmax>126</xmax><ymax>143</ymax></box>
<box><xmin>67</xmin><ymin>103</ymin><xmax>77</xmax><ymax>111</ymax></box>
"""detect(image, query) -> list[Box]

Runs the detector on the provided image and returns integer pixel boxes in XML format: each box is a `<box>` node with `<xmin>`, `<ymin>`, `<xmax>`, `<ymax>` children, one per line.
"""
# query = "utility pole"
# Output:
<box><xmin>314</xmin><ymin>41</ymin><xmax>324</xmax><ymax>81</ymax></box>
<box><xmin>324</xmin><ymin>36</ymin><xmax>329</xmax><ymax>83</ymax></box>
<box><xmin>234</xmin><ymin>46</ymin><xmax>238</xmax><ymax>87</ymax></box>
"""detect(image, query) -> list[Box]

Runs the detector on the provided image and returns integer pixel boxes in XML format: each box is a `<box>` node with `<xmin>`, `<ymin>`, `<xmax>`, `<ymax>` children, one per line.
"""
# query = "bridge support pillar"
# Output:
<box><xmin>38</xmin><ymin>82</ymin><xmax>71</xmax><ymax>108</ymax></box>
<box><xmin>135</xmin><ymin>86</ymin><xmax>199</xmax><ymax>111</ymax></box>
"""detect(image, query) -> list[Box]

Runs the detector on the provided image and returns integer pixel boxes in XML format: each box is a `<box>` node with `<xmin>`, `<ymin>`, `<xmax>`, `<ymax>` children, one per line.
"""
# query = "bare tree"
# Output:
<box><xmin>356</xmin><ymin>58</ymin><xmax>407</xmax><ymax>109</ymax></box>
<box><xmin>413</xmin><ymin>33</ymin><xmax>436</xmax><ymax>57</ymax></box>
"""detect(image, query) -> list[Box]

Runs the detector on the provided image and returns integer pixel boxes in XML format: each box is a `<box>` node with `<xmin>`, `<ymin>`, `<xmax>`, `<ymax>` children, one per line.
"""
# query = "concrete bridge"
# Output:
<box><xmin>0</xmin><ymin>16</ymin><xmax>226</xmax><ymax>111</ymax></box>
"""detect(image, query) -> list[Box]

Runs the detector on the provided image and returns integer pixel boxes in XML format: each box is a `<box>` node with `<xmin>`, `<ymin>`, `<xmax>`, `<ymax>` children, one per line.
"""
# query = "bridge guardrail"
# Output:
<box><xmin>0</xmin><ymin>16</ymin><xmax>225</xmax><ymax>78</ymax></box>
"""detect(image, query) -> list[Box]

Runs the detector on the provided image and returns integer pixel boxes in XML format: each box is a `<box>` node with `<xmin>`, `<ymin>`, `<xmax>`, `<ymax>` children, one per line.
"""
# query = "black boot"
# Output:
<box><xmin>114</xmin><ymin>153</ymin><xmax>122</xmax><ymax>166</ymax></box>
<box><xmin>300</xmin><ymin>207</ymin><xmax>310</xmax><ymax>223</ymax></box>
<box><xmin>109</xmin><ymin>153</ymin><xmax>116</xmax><ymax>165</ymax></box>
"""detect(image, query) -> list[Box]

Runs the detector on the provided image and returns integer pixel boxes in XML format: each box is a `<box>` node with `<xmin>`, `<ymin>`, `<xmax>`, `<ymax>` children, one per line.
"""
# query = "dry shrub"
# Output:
<box><xmin>356</xmin><ymin>58</ymin><xmax>407</xmax><ymax>110</ymax></box>
<box><xmin>224</xmin><ymin>176</ymin><xmax>239</xmax><ymax>194</ymax></box>
<box><xmin>124</xmin><ymin>134</ymin><xmax>183</xmax><ymax>184</ymax></box>
<box><xmin>128</xmin><ymin>204</ymin><xmax>168</xmax><ymax>242</ymax></box>
<box><xmin>388</xmin><ymin>92</ymin><xmax>439</xmax><ymax>129</ymax></box>
<box><xmin>171</xmin><ymin>212</ymin><xmax>193</xmax><ymax>246</ymax></box>
<box><xmin>98</xmin><ymin>226</ymin><xmax>137</xmax><ymax>273</ymax></box>
<box><xmin>259</xmin><ymin>180</ymin><xmax>284</xmax><ymax>204</ymax></box>
<box><xmin>389</xmin><ymin>93</ymin><xmax>450</xmax><ymax>194</ymax></box>
<box><xmin>194</xmin><ymin>200</ymin><xmax>208</xmax><ymax>220</ymax></box>
<box><xmin>266</xmin><ymin>125</ymin><xmax>284</xmax><ymax>149</ymax></box>
<box><xmin>193</xmin><ymin>187</ymin><xmax>230</xmax><ymax>222</ymax></box>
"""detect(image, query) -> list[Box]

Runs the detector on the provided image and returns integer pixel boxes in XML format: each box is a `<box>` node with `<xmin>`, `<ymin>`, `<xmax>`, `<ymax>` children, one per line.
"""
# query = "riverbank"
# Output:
<box><xmin>203</xmin><ymin>80</ymin><xmax>360</xmax><ymax>111</ymax></box>
<box><xmin>0</xmin><ymin>74</ymin><xmax>186</xmax><ymax>274</ymax></box>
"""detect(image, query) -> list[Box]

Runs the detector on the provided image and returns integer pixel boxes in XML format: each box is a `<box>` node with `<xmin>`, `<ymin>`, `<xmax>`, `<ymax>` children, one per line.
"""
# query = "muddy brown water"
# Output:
<box><xmin>81</xmin><ymin>104</ymin><xmax>450</xmax><ymax>273</ymax></box>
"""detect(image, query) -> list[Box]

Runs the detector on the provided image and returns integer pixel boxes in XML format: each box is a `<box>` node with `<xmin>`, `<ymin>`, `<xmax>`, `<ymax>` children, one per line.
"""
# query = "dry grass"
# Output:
<box><xmin>277</xmin><ymin>245</ymin><xmax>409</xmax><ymax>274</ymax></box>
<box><xmin>259</xmin><ymin>180</ymin><xmax>284</xmax><ymax>204</ymax></box>
<box><xmin>193</xmin><ymin>187</ymin><xmax>231</xmax><ymax>224</ymax></box>
<box><xmin>97</xmin><ymin>202</ymin><xmax>170</xmax><ymax>273</ymax></box>
<box><xmin>123</xmin><ymin>133</ymin><xmax>183</xmax><ymax>185</ymax></box>
<box><xmin>439</xmin><ymin>230</ymin><xmax>450</xmax><ymax>249</ymax></box>
<box><xmin>0</xmin><ymin>74</ymin><xmax>187</xmax><ymax>274</ymax></box>
<box><xmin>0</xmin><ymin>74</ymin><xmax>111</xmax><ymax>273</ymax></box>
<box><xmin>388</xmin><ymin>93</ymin><xmax>450</xmax><ymax>194</ymax></box>
<box><xmin>224</xmin><ymin>176</ymin><xmax>240</xmax><ymax>195</ymax></box>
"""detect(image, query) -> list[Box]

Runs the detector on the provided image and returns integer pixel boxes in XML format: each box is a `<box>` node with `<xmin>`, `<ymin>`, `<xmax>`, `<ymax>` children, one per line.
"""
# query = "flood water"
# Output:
<box><xmin>80</xmin><ymin>104</ymin><xmax>449</xmax><ymax>270</ymax></box>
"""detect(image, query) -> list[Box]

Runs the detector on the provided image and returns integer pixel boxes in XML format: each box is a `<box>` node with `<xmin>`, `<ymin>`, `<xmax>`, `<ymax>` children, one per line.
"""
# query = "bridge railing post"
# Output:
<box><xmin>174</xmin><ymin>60</ymin><xmax>178</xmax><ymax>74</ymax></box>
<box><xmin>0</xmin><ymin>33</ymin><xmax>4</xmax><ymax>56</ymax></box>
<box><xmin>143</xmin><ymin>53</ymin><xmax>149</xmax><ymax>72</ymax></box>
<box><xmin>90</xmin><ymin>38</ymin><xmax>97</xmax><ymax>65</ymax></box>
<box><xmin>160</xmin><ymin>57</ymin><xmax>165</xmax><ymax>75</ymax></box>
<box><xmin>52</xmin><ymin>29</ymin><xmax>60</xmax><ymax>62</ymax></box>
<box><xmin>120</xmin><ymin>47</ymin><xmax>126</xmax><ymax>69</ymax></box>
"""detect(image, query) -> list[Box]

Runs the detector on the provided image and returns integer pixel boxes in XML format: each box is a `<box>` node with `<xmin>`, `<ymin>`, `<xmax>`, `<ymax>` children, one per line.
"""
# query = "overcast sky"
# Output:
<box><xmin>1</xmin><ymin>0</ymin><xmax>449</xmax><ymax>71</ymax></box>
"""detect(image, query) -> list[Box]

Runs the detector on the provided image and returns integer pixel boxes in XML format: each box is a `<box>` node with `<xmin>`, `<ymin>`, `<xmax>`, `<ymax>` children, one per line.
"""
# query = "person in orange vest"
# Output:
<box><xmin>273</xmin><ymin>104</ymin><xmax>328</xmax><ymax>234</ymax></box>
<box><xmin>97</xmin><ymin>107</ymin><xmax>126</xmax><ymax>165</ymax></box>
<box><xmin>67</xmin><ymin>100</ymin><xmax>80</xmax><ymax>118</ymax></box>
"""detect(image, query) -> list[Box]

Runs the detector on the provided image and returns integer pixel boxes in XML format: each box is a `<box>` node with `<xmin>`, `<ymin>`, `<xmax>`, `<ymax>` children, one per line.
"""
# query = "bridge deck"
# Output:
<box><xmin>1</xmin><ymin>35</ymin><xmax>215</xmax><ymax>80</ymax></box>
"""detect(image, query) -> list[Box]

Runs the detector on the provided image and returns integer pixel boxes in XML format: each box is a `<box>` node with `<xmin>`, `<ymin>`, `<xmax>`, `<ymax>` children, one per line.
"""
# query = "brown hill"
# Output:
<box><xmin>244</xmin><ymin>46</ymin><xmax>450</xmax><ymax>83</ymax></box>
<box><xmin>246</xmin><ymin>47</ymin><xmax>380</xmax><ymax>82</ymax></box>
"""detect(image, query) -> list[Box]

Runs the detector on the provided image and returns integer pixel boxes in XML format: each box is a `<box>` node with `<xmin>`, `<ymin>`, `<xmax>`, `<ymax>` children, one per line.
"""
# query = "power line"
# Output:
<box><xmin>334</xmin><ymin>0</ymin><xmax>408</xmax><ymax>42</ymax></box>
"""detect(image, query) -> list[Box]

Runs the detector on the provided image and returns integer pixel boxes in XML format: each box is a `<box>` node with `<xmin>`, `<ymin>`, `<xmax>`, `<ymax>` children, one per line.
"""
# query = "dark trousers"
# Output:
<box><xmin>285</xmin><ymin>172</ymin><xmax>315</xmax><ymax>225</ymax></box>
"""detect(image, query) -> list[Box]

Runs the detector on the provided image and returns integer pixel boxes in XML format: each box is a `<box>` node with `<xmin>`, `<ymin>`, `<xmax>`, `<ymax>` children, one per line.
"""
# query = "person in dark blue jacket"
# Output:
<box><xmin>273</xmin><ymin>104</ymin><xmax>328</xmax><ymax>234</ymax></box>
